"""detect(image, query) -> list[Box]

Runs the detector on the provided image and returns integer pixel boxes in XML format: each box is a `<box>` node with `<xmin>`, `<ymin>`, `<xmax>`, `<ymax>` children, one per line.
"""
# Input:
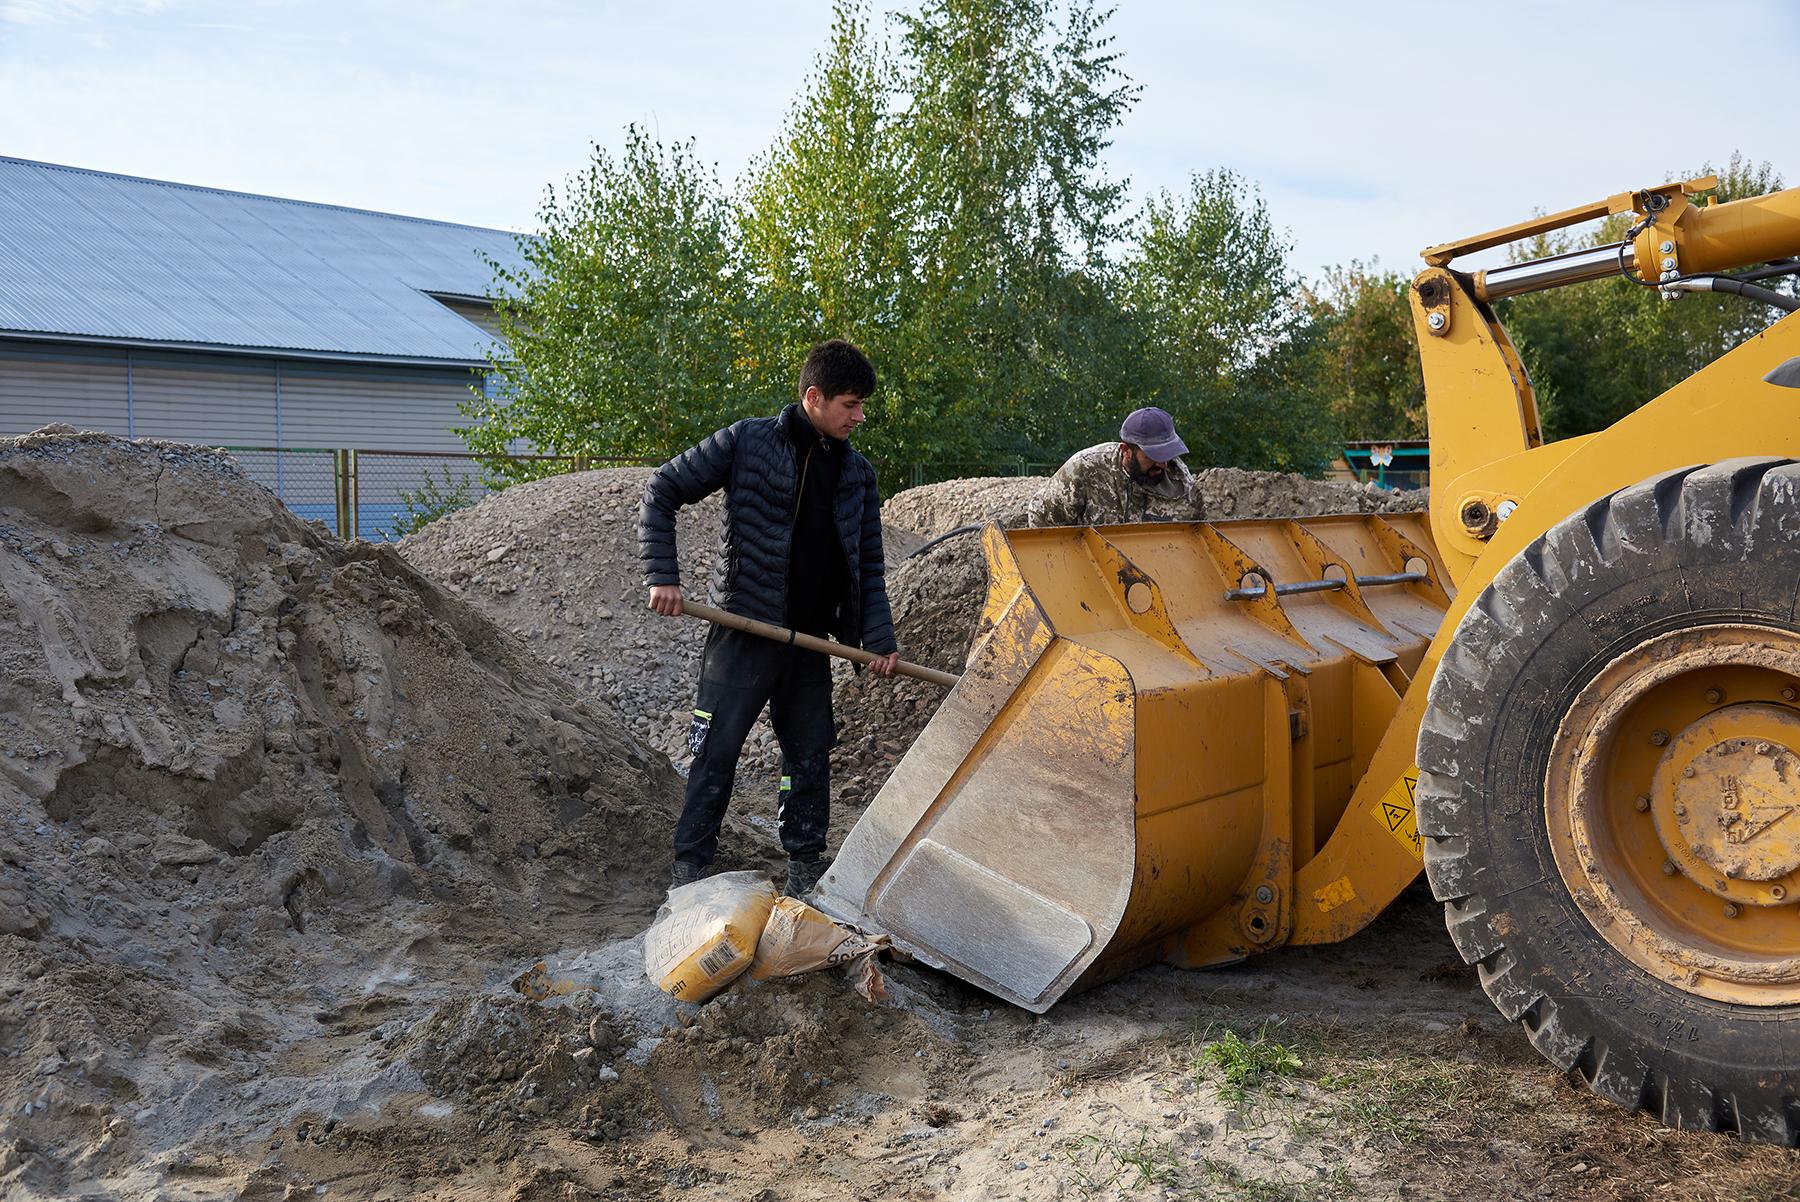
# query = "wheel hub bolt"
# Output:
<box><xmin>1651</xmin><ymin>729</ymin><xmax>1670</xmax><ymax>747</ymax></box>
<box><xmin>1706</xmin><ymin>687</ymin><xmax>1724</xmax><ymax>704</ymax></box>
<box><xmin>1783</xmin><ymin>687</ymin><xmax>1797</xmax><ymax>702</ymax></box>
<box><xmin>1724</xmin><ymin>902</ymin><xmax>1741</xmax><ymax>919</ymax></box>
<box><xmin>1635</xmin><ymin>794</ymin><xmax>1651</xmax><ymax>812</ymax></box>
<box><xmin>1675</xmin><ymin>804</ymin><xmax>1688</xmax><ymax>819</ymax></box>
<box><xmin>1662</xmin><ymin>859</ymin><xmax>1679</xmax><ymax>876</ymax></box>
<box><xmin>1772</xmin><ymin>885</ymin><xmax>1788</xmax><ymax>902</ymax></box>
<box><xmin>1757</xmin><ymin>742</ymin><xmax>1773</xmax><ymax>755</ymax></box>
<box><xmin>1683</xmin><ymin>766</ymin><xmax>1696</xmax><ymax>778</ymax></box>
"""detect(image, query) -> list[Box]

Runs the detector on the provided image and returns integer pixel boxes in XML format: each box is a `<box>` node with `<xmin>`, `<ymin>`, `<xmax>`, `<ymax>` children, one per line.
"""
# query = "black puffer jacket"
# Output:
<box><xmin>638</xmin><ymin>405</ymin><xmax>896</xmax><ymax>654</ymax></box>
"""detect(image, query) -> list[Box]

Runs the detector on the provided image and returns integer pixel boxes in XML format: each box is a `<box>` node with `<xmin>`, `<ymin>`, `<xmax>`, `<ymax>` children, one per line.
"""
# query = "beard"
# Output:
<box><xmin>1124</xmin><ymin>456</ymin><xmax>1165</xmax><ymax>486</ymax></box>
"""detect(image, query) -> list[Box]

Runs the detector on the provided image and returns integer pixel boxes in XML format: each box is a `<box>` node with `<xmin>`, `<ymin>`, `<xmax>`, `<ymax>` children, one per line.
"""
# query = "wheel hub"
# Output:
<box><xmin>1659</xmin><ymin>713</ymin><xmax>1800</xmax><ymax>888</ymax></box>
<box><xmin>1545</xmin><ymin>624</ymin><xmax>1800</xmax><ymax>1005</ymax></box>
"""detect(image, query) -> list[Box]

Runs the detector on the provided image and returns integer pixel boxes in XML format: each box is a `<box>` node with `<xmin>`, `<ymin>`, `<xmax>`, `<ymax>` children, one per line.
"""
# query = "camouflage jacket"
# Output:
<box><xmin>1027</xmin><ymin>442</ymin><xmax>1202</xmax><ymax>527</ymax></box>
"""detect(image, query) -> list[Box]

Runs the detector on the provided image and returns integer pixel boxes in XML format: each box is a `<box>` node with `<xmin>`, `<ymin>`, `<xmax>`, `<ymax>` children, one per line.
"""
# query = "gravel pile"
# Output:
<box><xmin>399</xmin><ymin>469</ymin><xmax>925</xmax><ymax>849</ymax></box>
<box><xmin>398</xmin><ymin>463</ymin><xmax>1424</xmax><ymax>847</ymax></box>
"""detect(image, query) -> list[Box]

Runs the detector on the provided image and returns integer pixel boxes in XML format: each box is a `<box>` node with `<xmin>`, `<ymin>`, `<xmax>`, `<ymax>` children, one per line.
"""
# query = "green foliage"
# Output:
<box><xmin>1302</xmin><ymin>262</ymin><xmax>1425</xmax><ymax>440</ymax></box>
<box><xmin>1194</xmin><ymin>1023</ymin><xmax>1304</xmax><ymax>1107</ymax></box>
<box><xmin>465</xmin><ymin>0</ymin><xmax>1336</xmax><ymax>482</ymax></box>
<box><xmin>462</xmin><ymin>127</ymin><xmax>753</xmax><ymax>477</ymax></box>
<box><xmin>1121</xmin><ymin>171</ymin><xmax>1340</xmax><ymax>472</ymax></box>
<box><xmin>469</xmin><ymin>8</ymin><xmax>1777</xmax><ymax>481</ymax></box>
<box><xmin>387</xmin><ymin>466</ymin><xmax>480</xmax><ymax>538</ymax></box>
<box><xmin>1499</xmin><ymin>153</ymin><xmax>1791</xmax><ymax>441</ymax></box>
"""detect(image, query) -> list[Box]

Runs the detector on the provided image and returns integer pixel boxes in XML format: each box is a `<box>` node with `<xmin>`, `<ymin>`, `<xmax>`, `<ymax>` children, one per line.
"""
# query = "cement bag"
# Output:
<box><xmin>644</xmin><ymin>871</ymin><xmax>775</xmax><ymax>1003</ymax></box>
<box><xmin>751</xmin><ymin>895</ymin><xmax>891</xmax><ymax>1000</ymax></box>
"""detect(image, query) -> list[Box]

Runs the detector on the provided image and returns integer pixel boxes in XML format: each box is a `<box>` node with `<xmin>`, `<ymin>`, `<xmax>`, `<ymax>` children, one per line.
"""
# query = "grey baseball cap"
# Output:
<box><xmin>1120</xmin><ymin>407</ymin><xmax>1188</xmax><ymax>461</ymax></box>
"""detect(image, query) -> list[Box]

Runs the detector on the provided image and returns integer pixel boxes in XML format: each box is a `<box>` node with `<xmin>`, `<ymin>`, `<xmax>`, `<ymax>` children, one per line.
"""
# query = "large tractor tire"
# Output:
<box><xmin>1417</xmin><ymin>458</ymin><xmax>1800</xmax><ymax>1143</ymax></box>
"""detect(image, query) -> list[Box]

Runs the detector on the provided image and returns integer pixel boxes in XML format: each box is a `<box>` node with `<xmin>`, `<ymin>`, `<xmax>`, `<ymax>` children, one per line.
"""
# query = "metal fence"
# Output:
<box><xmin>905</xmin><ymin>460</ymin><xmax>1058</xmax><ymax>488</ymax></box>
<box><xmin>221</xmin><ymin>447</ymin><xmax>653</xmax><ymax>541</ymax></box>
<box><xmin>220</xmin><ymin>446</ymin><xmax>1064</xmax><ymax>540</ymax></box>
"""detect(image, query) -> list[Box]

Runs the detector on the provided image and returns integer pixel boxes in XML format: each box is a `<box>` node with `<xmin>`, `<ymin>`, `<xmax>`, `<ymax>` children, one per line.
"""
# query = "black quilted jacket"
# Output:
<box><xmin>638</xmin><ymin>405</ymin><xmax>897</xmax><ymax>655</ymax></box>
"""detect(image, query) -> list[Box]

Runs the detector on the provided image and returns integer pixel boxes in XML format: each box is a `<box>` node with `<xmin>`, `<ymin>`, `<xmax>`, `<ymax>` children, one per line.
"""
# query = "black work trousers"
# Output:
<box><xmin>673</xmin><ymin>625</ymin><xmax>835</xmax><ymax>867</ymax></box>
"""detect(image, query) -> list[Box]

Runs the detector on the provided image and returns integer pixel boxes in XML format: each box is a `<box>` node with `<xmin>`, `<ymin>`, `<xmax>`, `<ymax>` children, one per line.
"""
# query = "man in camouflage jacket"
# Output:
<box><xmin>1027</xmin><ymin>407</ymin><xmax>1202</xmax><ymax>527</ymax></box>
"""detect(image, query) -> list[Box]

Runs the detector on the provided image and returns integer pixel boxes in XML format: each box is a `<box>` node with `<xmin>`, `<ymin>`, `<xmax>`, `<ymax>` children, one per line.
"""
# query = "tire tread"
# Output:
<box><xmin>1417</xmin><ymin>458</ymin><xmax>1799</xmax><ymax>1146</ymax></box>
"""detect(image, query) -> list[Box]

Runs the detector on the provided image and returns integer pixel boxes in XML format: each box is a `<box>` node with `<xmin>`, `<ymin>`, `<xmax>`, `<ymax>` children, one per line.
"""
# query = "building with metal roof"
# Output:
<box><xmin>0</xmin><ymin>156</ymin><xmax>533</xmax><ymax>535</ymax></box>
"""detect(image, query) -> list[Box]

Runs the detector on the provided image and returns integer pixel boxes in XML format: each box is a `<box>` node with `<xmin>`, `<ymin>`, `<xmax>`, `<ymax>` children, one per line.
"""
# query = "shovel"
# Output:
<box><xmin>675</xmin><ymin>600</ymin><xmax>960</xmax><ymax>689</ymax></box>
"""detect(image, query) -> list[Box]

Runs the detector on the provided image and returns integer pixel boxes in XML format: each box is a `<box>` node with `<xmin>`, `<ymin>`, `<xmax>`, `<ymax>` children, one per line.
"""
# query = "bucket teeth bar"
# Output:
<box><xmin>812</xmin><ymin>513</ymin><xmax>1452</xmax><ymax>1011</ymax></box>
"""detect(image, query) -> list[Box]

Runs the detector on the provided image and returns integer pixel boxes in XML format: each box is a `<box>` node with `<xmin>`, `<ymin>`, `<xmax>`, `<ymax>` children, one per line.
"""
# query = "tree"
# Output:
<box><xmin>465</xmin><ymin>0</ymin><xmax>1332</xmax><ymax>485</ymax></box>
<box><xmin>1301</xmin><ymin>262</ymin><xmax>1425</xmax><ymax>440</ymax></box>
<box><xmin>737</xmin><ymin>5</ymin><xmax>910</xmax><ymax>415</ymax></box>
<box><xmin>1119</xmin><ymin>170</ymin><xmax>1337</xmax><ymax>472</ymax></box>
<box><xmin>888</xmin><ymin>0</ymin><xmax>1141</xmax><ymax>466</ymax></box>
<box><xmin>461</xmin><ymin>127</ymin><xmax>751</xmax><ymax>474</ymax></box>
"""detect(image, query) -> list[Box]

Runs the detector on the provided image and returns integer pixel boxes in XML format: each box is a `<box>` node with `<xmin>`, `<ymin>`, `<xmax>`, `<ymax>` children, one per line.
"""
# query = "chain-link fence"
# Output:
<box><xmin>222</xmin><ymin>447</ymin><xmax>653</xmax><ymax>542</ymax></box>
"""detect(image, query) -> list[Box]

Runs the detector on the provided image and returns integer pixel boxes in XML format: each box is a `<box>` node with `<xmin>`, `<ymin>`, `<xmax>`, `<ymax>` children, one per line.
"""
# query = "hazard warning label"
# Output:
<box><xmin>1370</xmin><ymin>766</ymin><xmax>1422</xmax><ymax>860</ymax></box>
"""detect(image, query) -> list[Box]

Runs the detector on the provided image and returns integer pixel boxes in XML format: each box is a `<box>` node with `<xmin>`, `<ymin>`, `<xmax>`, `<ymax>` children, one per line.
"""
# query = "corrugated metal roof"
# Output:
<box><xmin>0</xmin><ymin>156</ymin><xmax>528</xmax><ymax>365</ymax></box>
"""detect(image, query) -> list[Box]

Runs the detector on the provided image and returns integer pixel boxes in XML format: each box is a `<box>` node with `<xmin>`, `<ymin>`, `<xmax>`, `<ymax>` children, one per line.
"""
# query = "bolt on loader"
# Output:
<box><xmin>815</xmin><ymin>175</ymin><xmax>1800</xmax><ymax>1142</ymax></box>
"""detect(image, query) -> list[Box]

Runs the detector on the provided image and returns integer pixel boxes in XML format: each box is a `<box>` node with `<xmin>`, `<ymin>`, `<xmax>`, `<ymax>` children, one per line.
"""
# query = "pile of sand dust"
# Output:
<box><xmin>0</xmin><ymin>428</ymin><xmax>696</xmax><ymax>1198</ymax></box>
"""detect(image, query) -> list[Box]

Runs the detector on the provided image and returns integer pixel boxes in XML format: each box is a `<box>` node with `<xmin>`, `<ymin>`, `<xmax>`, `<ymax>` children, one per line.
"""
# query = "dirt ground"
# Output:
<box><xmin>3</xmin><ymin>433</ymin><xmax>1795</xmax><ymax>1201</ymax></box>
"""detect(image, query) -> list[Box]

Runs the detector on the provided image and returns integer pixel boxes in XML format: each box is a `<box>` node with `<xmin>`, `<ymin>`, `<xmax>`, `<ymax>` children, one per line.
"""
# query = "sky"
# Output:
<box><xmin>2</xmin><ymin>0</ymin><xmax>1796</xmax><ymax>280</ymax></box>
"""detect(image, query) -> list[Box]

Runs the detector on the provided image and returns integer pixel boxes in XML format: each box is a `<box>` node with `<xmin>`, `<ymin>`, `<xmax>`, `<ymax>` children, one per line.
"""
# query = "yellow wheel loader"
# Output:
<box><xmin>814</xmin><ymin>175</ymin><xmax>1800</xmax><ymax>1142</ymax></box>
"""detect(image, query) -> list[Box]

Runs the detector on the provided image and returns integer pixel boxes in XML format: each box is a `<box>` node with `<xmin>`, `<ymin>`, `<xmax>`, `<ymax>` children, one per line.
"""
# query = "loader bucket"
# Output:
<box><xmin>812</xmin><ymin>514</ymin><xmax>1452</xmax><ymax>1012</ymax></box>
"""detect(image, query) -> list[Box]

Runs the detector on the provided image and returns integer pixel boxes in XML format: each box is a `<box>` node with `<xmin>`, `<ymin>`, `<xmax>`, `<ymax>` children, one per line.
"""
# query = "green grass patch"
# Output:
<box><xmin>1198</xmin><ymin>1158</ymin><xmax>1356</xmax><ymax>1202</ymax></box>
<box><xmin>1063</xmin><ymin>1129</ymin><xmax>1183</xmax><ymax>1194</ymax></box>
<box><xmin>1316</xmin><ymin>1056</ymin><xmax>1481</xmax><ymax>1143</ymax></box>
<box><xmin>1194</xmin><ymin>1023</ymin><xmax>1305</xmax><ymax>1107</ymax></box>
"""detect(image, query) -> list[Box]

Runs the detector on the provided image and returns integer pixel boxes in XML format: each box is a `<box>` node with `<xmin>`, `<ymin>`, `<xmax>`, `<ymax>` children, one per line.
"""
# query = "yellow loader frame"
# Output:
<box><xmin>822</xmin><ymin>179</ymin><xmax>1800</xmax><ymax>971</ymax></box>
<box><xmin>1306</xmin><ymin>179</ymin><xmax>1800</xmax><ymax>946</ymax></box>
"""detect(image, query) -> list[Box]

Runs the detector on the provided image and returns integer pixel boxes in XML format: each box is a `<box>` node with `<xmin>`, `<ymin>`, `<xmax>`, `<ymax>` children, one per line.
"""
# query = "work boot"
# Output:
<box><xmin>784</xmin><ymin>855</ymin><xmax>830</xmax><ymax>898</ymax></box>
<box><xmin>669</xmin><ymin>860</ymin><xmax>707</xmax><ymax>890</ymax></box>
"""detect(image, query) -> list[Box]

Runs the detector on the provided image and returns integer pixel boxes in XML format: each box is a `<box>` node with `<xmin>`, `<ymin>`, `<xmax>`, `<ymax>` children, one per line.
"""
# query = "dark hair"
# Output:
<box><xmin>798</xmin><ymin>339</ymin><xmax>876</xmax><ymax>400</ymax></box>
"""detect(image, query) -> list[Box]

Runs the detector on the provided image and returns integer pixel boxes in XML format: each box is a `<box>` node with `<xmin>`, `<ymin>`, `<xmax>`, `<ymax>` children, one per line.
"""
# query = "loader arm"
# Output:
<box><xmin>1412</xmin><ymin>175</ymin><xmax>1800</xmax><ymax>583</ymax></box>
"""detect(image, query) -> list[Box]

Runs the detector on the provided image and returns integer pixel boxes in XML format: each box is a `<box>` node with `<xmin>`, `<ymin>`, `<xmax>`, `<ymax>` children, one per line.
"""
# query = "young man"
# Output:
<box><xmin>1027</xmin><ymin>406</ymin><xmax>1203</xmax><ymax>527</ymax></box>
<box><xmin>639</xmin><ymin>340</ymin><xmax>900</xmax><ymax>895</ymax></box>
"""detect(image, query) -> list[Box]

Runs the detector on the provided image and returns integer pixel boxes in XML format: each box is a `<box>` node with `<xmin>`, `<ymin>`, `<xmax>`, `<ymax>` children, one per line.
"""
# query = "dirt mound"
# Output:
<box><xmin>1193</xmin><ymin>466</ymin><xmax>1425</xmax><ymax>519</ymax></box>
<box><xmin>399</xmin><ymin>468</ymin><xmax>725</xmax><ymax>766</ymax></box>
<box><xmin>399</xmin><ymin>467</ymin><xmax>925</xmax><ymax>846</ymax></box>
<box><xmin>0</xmin><ymin>428</ymin><xmax>683</xmax><ymax>1198</ymax></box>
<box><xmin>880</xmin><ymin>474</ymin><xmax>1043</xmax><ymax>538</ymax></box>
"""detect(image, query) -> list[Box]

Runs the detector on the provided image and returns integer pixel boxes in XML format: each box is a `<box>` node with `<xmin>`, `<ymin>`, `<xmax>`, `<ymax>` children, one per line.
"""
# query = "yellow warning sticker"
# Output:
<box><xmin>1371</xmin><ymin>766</ymin><xmax>1423</xmax><ymax>860</ymax></box>
<box><xmin>1313</xmin><ymin>875</ymin><xmax>1357</xmax><ymax>913</ymax></box>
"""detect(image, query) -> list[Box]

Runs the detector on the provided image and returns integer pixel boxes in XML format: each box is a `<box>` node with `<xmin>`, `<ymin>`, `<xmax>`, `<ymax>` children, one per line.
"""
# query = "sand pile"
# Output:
<box><xmin>0</xmin><ymin>428</ymin><xmax>685</xmax><ymax>1199</ymax></box>
<box><xmin>398</xmin><ymin>469</ymin><xmax>727</xmax><ymax>765</ymax></box>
